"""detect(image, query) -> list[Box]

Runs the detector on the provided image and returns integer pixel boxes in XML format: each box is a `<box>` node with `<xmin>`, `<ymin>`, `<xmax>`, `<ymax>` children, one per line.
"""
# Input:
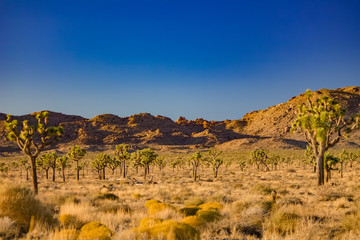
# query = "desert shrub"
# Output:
<box><xmin>132</xmin><ymin>193</ymin><xmax>143</xmax><ymax>200</ymax></box>
<box><xmin>58</xmin><ymin>214</ymin><xmax>83</xmax><ymax>229</ymax></box>
<box><xmin>181</xmin><ymin>216</ymin><xmax>205</xmax><ymax>229</ymax></box>
<box><xmin>0</xmin><ymin>216</ymin><xmax>20</xmax><ymax>239</ymax></box>
<box><xmin>232</xmin><ymin>200</ymin><xmax>251</xmax><ymax>215</ymax></box>
<box><xmin>343</xmin><ymin>209</ymin><xmax>360</xmax><ymax>232</ymax></box>
<box><xmin>78</xmin><ymin>221</ymin><xmax>112</xmax><ymax>240</ymax></box>
<box><xmin>277</xmin><ymin>197</ymin><xmax>303</xmax><ymax>207</ymax></box>
<box><xmin>138</xmin><ymin>220</ymin><xmax>200</xmax><ymax>240</ymax></box>
<box><xmin>252</xmin><ymin>183</ymin><xmax>274</xmax><ymax>195</ymax></box>
<box><xmin>196</xmin><ymin>209</ymin><xmax>221</xmax><ymax>223</ymax></box>
<box><xmin>179</xmin><ymin>206</ymin><xmax>200</xmax><ymax>216</ymax></box>
<box><xmin>97</xmin><ymin>203</ymin><xmax>131</xmax><ymax>214</ymax></box>
<box><xmin>137</xmin><ymin>217</ymin><xmax>163</xmax><ymax>231</ymax></box>
<box><xmin>145</xmin><ymin>199</ymin><xmax>175</xmax><ymax>215</ymax></box>
<box><xmin>94</xmin><ymin>193</ymin><xmax>119</xmax><ymax>201</ymax></box>
<box><xmin>260</xmin><ymin>200</ymin><xmax>276</xmax><ymax>213</ymax></box>
<box><xmin>184</xmin><ymin>198</ymin><xmax>204</xmax><ymax>207</ymax></box>
<box><xmin>51</xmin><ymin>229</ymin><xmax>78</xmax><ymax>240</ymax></box>
<box><xmin>198</xmin><ymin>202</ymin><xmax>223</xmax><ymax>211</ymax></box>
<box><xmin>268</xmin><ymin>209</ymin><xmax>301</xmax><ymax>235</ymax></box>
<box><xmin>0</xmin><ymin>185</ymin><xmax>55</xmax><ymax>232</ymax></box>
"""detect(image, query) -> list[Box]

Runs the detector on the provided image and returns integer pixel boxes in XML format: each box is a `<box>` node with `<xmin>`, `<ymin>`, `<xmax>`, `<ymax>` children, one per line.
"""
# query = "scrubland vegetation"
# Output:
<box><xmin>0</xmin><ymin>147</ymin><xmax>360</xmax><ymax>239</ymax></box>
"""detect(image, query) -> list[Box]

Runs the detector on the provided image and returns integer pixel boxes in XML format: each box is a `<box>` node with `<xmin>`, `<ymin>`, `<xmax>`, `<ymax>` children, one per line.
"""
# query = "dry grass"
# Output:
<box><xmin>0</xmin><ymin>149</ymin><xmax>359</xmax><ymax>239</ymax></box>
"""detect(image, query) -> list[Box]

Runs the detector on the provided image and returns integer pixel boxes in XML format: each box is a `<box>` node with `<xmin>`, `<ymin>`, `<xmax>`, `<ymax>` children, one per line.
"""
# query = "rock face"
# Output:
<box><xmin>0</xmin><ymin>87</ymin><xmax>359</xmax><ymax>152</ymax></box>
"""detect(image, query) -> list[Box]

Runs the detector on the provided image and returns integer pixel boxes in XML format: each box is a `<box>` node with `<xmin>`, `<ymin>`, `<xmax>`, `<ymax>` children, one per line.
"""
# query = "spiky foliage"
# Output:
<box><xmin>56</xmin><ymin>155</ymin><xmax>70</xmax><ymax>182</ymax></box>
<box><xmin>67</xmin><ymin>145</ymin><xmax>86</xmax><ymax>181</ymax></box>
<box><xmin>91</xmin><ymin>153</ymin><xmax>111</xmax><ymax>180</ymax></box>
<box><xmin>248</xmin><ymin>149</ymin><xmax>270</xmax><ymax>171</ymax></box>
<box><xmin>304</xmin><ymin>145</ymin><xmax>317</xmax><ymax>172</ymax></box>
<box><xmin>190</xmin><ymin>152</ymin><xmax>203</xmax><ymax>182</ymax></box>
<box><xmin>107</xmin><ymin>157</ymin><xmax>120</xmax><ymax>175</ymax></box>
<box><xmin>5</xmin><ymin>111</ymin><xmax>63</xmax><ymax>194</ymax></box>
<box><xmin>19</xmin><ymin>158</ymin><xmax>31</xmax><ymax>181</ymax></box>
<box><xmin>339</xmin><ymin>149</ymin><xmax>358</xmax><ymax>178</ymax></box>
<box><xmin>114</xmin><ymin>144</ymin><xmax>131</xmax><ymax>178</ymax></box>
<box><xmin>291</xmin><ymin>89</ymin><xmax>360</xmax><ymax>185</ymax></box>
<box><xmin>324</xmin><ymin>152</ymin><xmax>339</xmax><ymax>182</ymax></box>
<box><xmin>155</xmin><ymin>155</ymin><xmax>166</xmax><ymax>171</ymax></box>
<box><xmin>139</xmin><ymin>148</ymin><xmax>158</xmax><ymax>180</ymax></box>
<box><xmin>39</xmin><ymin>152</ymin><xmax>58</xmax><ymax>182</ymax></box>
<box><xmin>205</xmin><ymin>147</ymin><xmax>223</xmax><ymax>178</ymax></box>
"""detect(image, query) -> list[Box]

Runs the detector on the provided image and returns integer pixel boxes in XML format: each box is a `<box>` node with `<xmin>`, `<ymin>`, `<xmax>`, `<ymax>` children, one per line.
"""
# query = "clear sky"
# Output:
<box><xmin>0</xmin><ymin>0</ymin><xmax>359</xmax><ymax>120</ymax></box>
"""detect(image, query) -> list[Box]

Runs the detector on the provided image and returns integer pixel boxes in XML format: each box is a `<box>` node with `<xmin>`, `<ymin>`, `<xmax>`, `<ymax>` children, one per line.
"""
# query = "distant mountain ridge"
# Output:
<box><xmin>1</xmin><ymin>86</ymin><xmax>359</xmax><ymax>153</ymax></box>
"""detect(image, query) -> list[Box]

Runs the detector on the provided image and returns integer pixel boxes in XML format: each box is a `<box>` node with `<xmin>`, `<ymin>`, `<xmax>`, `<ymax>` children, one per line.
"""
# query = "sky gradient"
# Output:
<box><xmin>1</xmin><ymin>0</ymin><xmax>359</xmax><ymax>120</ymax></box>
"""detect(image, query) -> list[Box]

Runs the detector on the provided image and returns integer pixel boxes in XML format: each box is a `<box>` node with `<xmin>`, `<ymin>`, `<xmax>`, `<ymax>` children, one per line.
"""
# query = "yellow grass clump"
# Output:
<box><xmin>58</xmin><ymin>214</ymin><xmax>83</xmax><ymax>229</ymax></box>
<box><xmin>77</xmin><ymin>221</ymin><xmax>112</xmax><ymax>240</ymax></box>
<box><xmin>136</xmin><ymin>219</ymin><xmax>199</xmax><ymax>240</ymax></box>
<box><xmin>181</xmin><ymin>216</ymin><xmax>205</xmax><ymax>229</ymax></box>
<box><xmin>145</xmin><ymin>199</ymin><xmax>175</xmax><ymax>215</ymax></box>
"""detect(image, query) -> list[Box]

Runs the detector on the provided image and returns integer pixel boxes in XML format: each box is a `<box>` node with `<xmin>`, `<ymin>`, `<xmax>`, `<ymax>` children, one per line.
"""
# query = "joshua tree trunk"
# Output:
<box><xmin>194</xmin><ymin>166</ymin><xmax>198</xmax><ymax>181</ymax></box>
<box><xmin>316</xmin><ymin>155</ymin><xmax>325</xmax><ymax>186</ymax></box>
<box><xmin>45</xmin><ymin>170</ymin><xmax>49</xmax><ymax>180</ymax></box>
<box><xmin>144</xmin><ymin>166</ymin><xmax>147</xmax><ymax>180</ymax></box>
<box><xmin>62</xmin><ymin>168</ymin><xmax>65</xmax><ymax>182</ymax></box>
<box><xmin>123</xmin><ymin>162</ymin><xmax>126</xmax><ymax>178</ymax></box>
<box><xmin>52</xmin><ymin>168</ymin><xmax>56</xmax><ymax>182</ymax></box>
<box><xmin>340</xmin><ymin>162</ymin><xmax>343</xmax><ymax>178</ymax></box>
<box><xmin>30</xmin><ymin>156</ymin><xmax>39</xmax><ymax>195</ymax></box>
<box><xmin>102</xmin><ymin>168</ymin><xmax>106</xmax><ymax>180</ymax></box>
<box><xmin>76</xmin><ymin>161</ymin><xmax>80</xmax><ymax>181</ymax></box>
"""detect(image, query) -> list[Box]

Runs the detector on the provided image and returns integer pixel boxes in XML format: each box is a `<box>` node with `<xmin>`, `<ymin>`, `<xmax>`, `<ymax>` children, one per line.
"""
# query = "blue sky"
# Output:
<box><xmin>1</xmin><ymin>0</ymin><xmax>359</xmax><ymax>120</ymax></box>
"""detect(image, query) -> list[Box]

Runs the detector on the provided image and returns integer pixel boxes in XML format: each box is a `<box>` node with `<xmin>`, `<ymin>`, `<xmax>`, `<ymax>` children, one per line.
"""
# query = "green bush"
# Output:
<box><xmin>94</xmin><ymin>193</ymin><xmax>119</xmax><ymax>201</ymax></box>
<box><xmin>0</xmin><ymin>185</ymin><xmax>55</xmax><ymax>232</ymax></box>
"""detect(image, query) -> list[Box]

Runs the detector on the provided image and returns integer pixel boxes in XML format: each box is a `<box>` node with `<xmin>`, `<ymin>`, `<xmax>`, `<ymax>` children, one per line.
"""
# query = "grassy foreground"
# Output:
<box><xmin>0</xmin><ymin>149</ymin><xmax>359</xmax><ymax>239</ymax></box>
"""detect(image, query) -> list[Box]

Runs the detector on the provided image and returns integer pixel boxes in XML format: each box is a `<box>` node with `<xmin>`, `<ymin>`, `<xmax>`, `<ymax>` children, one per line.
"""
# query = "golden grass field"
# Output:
<box><xmin>0</xmin><ymin>148</ymin><xmax>360</xmax><ymax>240</ymax></box>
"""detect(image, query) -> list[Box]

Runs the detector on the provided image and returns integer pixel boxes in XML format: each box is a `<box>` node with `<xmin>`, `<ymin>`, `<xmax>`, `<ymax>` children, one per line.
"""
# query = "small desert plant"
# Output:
<box><xmin>58</xmin><ymin>214</ymin><xmax>83</xmax><ymax>229</ymax></box>
<box><xmin>184</xmin><ymin>198</ymin><xmax>204</xmax><ymax>207</ymax></box>
<box><xmin>51</xmin><ymin>229</ymin><xmax>78</xmax><ymax>240</ymax></box>
<box><xmin>180</xmin><ymin>206</ymin><xmax>200</xmax><ymax>216</ymax></box>
<box><xmin>182</xmin><ymin>216</ymin><xmax>205</xmax><ymax>229</ymax></box>
<box><xmin>145</xmin><ymin>199</ymin><xmax>175</xmax><ymax>215</ymax></box>
<box><xmin>0</xmin><ymin>185</ymin><xmax>55</xmax><ymax>232</ymax></box>
<box><xmin>267</xmin><ymin>208</ymin><xmax>301</xmax><ymax>235</ymax></box>
<box><xmin>78</xmin><ymin>221</ymin><xmax>112</xmax><ymax>240</ymax></box>
<box><xmin>0</xmin><ymin>216</ymin><xmax>20</xmax><ymax>239</ymax></box>
<box><xmin>136</xmin><ymin>219</ymin><xmax>200</xmax><ymax>240</ymax></box>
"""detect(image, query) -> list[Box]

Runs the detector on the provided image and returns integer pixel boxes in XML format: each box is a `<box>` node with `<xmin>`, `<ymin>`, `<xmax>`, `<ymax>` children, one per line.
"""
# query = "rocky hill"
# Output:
<box><xmin>0</xmin><ymin>86</ymin><xmax>359</xmax><ymax>153</ymax></box>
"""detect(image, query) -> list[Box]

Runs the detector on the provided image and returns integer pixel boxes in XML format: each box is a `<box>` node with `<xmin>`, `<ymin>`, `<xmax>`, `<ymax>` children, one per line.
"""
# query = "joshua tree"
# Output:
<box><xmin>91</xmin><ymin>153</ymin><xmax>111</xmax><ymax>180</ymax></box>
<box><xmin>44</xmin><ymin>152</ymin><xmax>58</xmax><ymax>182</ymax></box>
<box><xmin>114</xmin><ymin>144</ymin><xmax>131</xmax><ymax>178</ymax></box>
<box><xmin>205</xmin><ymin>148</ymin><xmax>223</xmax><ymax>178</ymax></box>
<box><xmin>19</xmin><ymin>158</ymin><xmax>31</xmax><ymax>180</ymax></box>
<box><xmin>170</xmin><ymin>157</ymin><xmax>184</xmax><ymax>172</ymax></box>
<box><xmin>107</xmin><ymin>157</ymin><xmax>120</xmax><ymax>175</ymax></box>
<box><xmin>237</xmin><ymin>158</ymin><xmax>247</xmax><ymax>171</ymax></box>
<box><xmin>155</xmin><ymin>155</ymin><xmax>166</xmax><ymax>171</ymax></box>
<box><xmin>68</xmin><ymin>145</ymin><xmax>86</xmax><ymax>181</ymax></box>
<box><xmin>190</xmin><ymin>152</ymin><xmax>203</xmax><ymax>181</ymax></box>
<box><xmin>37</xmin><ymin>154</ymin><xmax>52</xmax><ymax>180</ymax></box>
<box><xmin>291</xmin><ymin>89</ymin><xmax>359</xmax><ymax>185</ymax></box>
<box><xmin>304</xmin><ymin>145</ymin><xmax>316</xmax><ymax>172</ymax></box>
<box><xmin>139</xmin><ymin>148</ymin><xmax>158</xmax><ymax>180</ymax></box>
<box><xmin>248</xmin><ymin>149</ymin><xmax>270</xmax><ymax>171</ymax></box>
<box><xmin>56</xmin><ymin>155</ymin><xmax>70</xmax><ymax>182</ymax></box>
<box><xmin>339</xmin><ymin>150</ymin><xmax>357</xmax><ymax>178</ymax></box>
<box><xmin>324</xmin><ymin>152</ymin><xmax>339</xmax><ymax>182</ymax></box>
<box><xmin>5</xmin><ymin>111</ymin><xmax>63</xmax><ymax>194</ymax></box>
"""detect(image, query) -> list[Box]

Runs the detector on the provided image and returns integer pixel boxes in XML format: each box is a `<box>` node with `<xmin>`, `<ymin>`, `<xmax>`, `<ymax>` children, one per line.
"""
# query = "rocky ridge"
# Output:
<box><xmin>0</xmin><ymin>87</ymin><xmax>359</xmax><ymax>153</ymax></box>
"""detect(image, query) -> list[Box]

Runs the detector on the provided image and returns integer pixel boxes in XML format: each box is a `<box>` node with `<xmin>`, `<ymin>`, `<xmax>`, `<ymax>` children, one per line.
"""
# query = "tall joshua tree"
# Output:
<box><xmin>68</xmin><ymin>145</ymin><xmax>86</xmax><ymax>181</ymax></box>
<box><xmin>291</xmin><ymin>89</ymin><xmax>359</xmax><ymax>185</ymax></box>
<box><xmin>114</xmin><ymin>144</ymin><xmax>131</xmax><ymax>178</ymax></box>
<box><xmin>5</xmin><ymin>111</ymin><xmax>63</xmax><ymax>194</ymax></box>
